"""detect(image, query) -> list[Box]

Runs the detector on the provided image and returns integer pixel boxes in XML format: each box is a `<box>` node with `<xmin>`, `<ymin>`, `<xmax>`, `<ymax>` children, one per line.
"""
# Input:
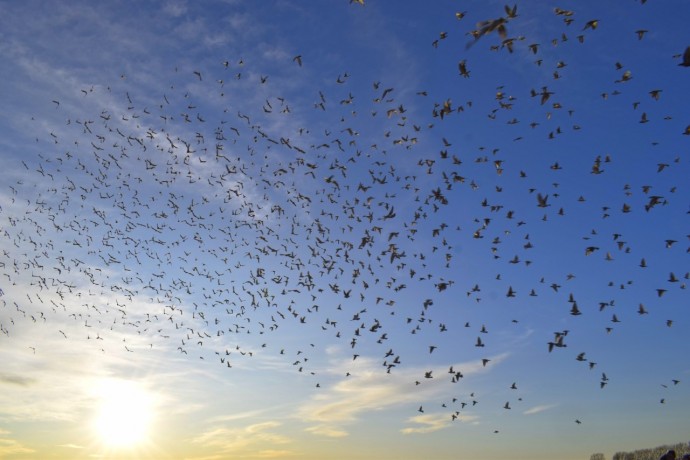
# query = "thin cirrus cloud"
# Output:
<box><xmin>56</xmin><ymin>443</ymin><xmax>86</xmax><ymax>449</ymax></box>
<box><xmin>304</xmin><ymin>424</ymin><xmax>349</xmax><ymax>438</ymax></box>
<box><xmin>0</xmin><ymin>429</ymin><xmax>35</xmax><ymax>457</ymax></box>
<box><xmin>297</xmin><ymin>352</ymin><xmax>508</xmax><ymax>437</ymax></box>
<box><xmin>522</xmin><ymin>404</ymin><xmax>558</xmax><ymax>415</ymax></box>
<box><xmin>400</xmin><ymin>412</ymin><xmax>478</xmax><ymax>434</ymax></box>
<box><xmin>190</xmin><ymin>421</ymin><xmax>294</xmax><ymax>458</ymax></box>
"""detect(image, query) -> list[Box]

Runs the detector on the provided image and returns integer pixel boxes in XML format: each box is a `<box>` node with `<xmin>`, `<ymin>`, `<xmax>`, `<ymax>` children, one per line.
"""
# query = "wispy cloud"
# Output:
<box><xmin>298</xmin><ymin>362</ymin><xmax>424</xmax><ymax>428</ymax></box>
<box><xmin>304</xmin><ymin>424</ymin><xmax>348</xmax><ymax>438</ymax></box>
<box><xmin>400</xmin><ymin>411</ymin><xmax>479</xmax><ymax>434</ymax></box>
<box><xmin>0</xmin><ymin>318</ymin><xmax>205</xmax><ymax>424</ymax></box>
<box><xmin>0</xmin><ymin>373</ymin><xmax>35</xmax><ymax>387</ymax></box>
<box><xmin>190</xmin><ymin>421</ymin><xmax>295</xmax><ymax>458</ymax></box>
<box><xmin>163</xmin><ymin>0</ymin><xmax>188</xmax><ymax>18</ymax></box>
<box><xmin>0</xmin><ymin>429</ymin><xmax>35</xmax><ymax>456</ymax></box>
<box><xmin>297</xmin><ymin>352</ymin><xmax>509</xmax><ymax>437</ymax></box>
<box><xmin>207</xmin><ymin>409</ymin><xmax>274</xmax><ymax>424</ymax></box>
<box><xmin>400</xmin><ymin>412</ymin><xmax>452</xmax><ymax>434</ymax></box>
<box><xmin>523</xmin><ymin>403</ymin><xmax>558</xmax><ymax>415</ymax></box>
<box><xmin>56</xmin><ymin>443</ymin><xmax>85</xmax><ymax>449</ymax></box>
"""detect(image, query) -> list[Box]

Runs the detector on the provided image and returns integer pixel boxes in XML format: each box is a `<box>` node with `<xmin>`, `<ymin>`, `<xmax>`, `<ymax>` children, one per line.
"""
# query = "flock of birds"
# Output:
<box><xmin>1</xmin><ymin>2</ymin><xmax>688</xmax><ymax>431</ymax></box>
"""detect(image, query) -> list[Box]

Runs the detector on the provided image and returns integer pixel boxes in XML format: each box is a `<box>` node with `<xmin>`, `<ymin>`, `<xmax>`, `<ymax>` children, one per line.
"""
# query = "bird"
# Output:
<box><xmin>466</xmin><ymin>17</ymin><xmax>508</xmax><ymax>49</ymax></box>
<box><xmin>679</xmin><ymin>46</ymin><xmax>690</xmax><ymax>67</ymax></box>
<box><xmin>537</xmin><ymin>193</ymin><xmax>549</xmax><ymax>208</ymax></box>
<box><xmin>583</xmin><ymin>19</ymin><xmax>599</xmax><ymax>30</ymax></box>
<box><xmin>458</xmin><ymin>60</ymin><xmax>470</xmax><ymax>78</ymax></box>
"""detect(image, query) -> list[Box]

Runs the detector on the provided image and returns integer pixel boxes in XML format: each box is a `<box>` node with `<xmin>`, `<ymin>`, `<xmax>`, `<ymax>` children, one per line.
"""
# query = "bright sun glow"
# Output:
<box><xmin>93</xmin><ymin>379</ymin><xmax>154</xmax><ymax>448</ymax></box>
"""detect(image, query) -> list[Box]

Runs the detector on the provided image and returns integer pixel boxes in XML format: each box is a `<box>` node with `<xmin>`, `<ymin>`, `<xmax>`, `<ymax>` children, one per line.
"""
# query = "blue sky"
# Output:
<box><xmin>0</xmin><ymin>1</ymin><xmax>688</xmax><ymax>459</ymax></box>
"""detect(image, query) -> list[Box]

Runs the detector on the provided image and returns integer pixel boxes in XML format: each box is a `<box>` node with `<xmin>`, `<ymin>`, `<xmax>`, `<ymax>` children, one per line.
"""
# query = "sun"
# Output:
<box><xmin>93</xmin><ymin>379</ymin><xmax>154</xmax><ymax>449</ymax></box>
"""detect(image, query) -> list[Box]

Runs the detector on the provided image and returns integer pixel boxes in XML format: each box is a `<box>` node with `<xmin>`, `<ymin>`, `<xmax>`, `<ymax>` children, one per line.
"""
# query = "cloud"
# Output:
<box><xmin>163</xmin><ymin>0</ymin><xmax>188</xmax><ymax>18</ymax></box>
<box><xmin>0</xmin><ymin>320</ymin><xmax>206</xmax><ymax>425</ymax></box>
<box><xmin>400</xmin><ymin>413</ymin><xmax>451</xmax><ymax>434</ymax></box>
<box><xmin>0</xmin><ymin>429</ymin><xmax>35</xmax><ymax>456</ymax></box>
<box><xmin>191</xmin><ymin>421</ymin><xmax>294</xmax><ymax>457</ymax></box>
<box><xmin>401</xmin><ymin>411</ymin><xmax>479</xmax><ymax>435</ymax></box>
<box><xmin>298</xmin><ymin>352</ymin><xmax>509</xmax><ymax>437</ymax></box>
<box><xmin>208</xmin><ymin>409</ymin><xmax>272</xmax><ymax>424</ymax></box>
<box><xmin>304</xmin><ymin>424</ymin><xmax>348</xmax><ymax>438</ymax></box>
<box><xmin>298</xmin><ymin>362</ymin><xmax>425</xmax><ymax>429</ymax></box>
<box><xmin>56</xmin><ymin>443</ymin><xmax>85</xmax><ymax>449</ymax></box>
<box><xmin>0</xmin><ymin>373</ymin><xmax>35</xmax><ymax>387</ymax></box>
<box><xmin>523</xmin><ymin>403</ymin><xmax>558</xmax><ymax>415</ymax></box>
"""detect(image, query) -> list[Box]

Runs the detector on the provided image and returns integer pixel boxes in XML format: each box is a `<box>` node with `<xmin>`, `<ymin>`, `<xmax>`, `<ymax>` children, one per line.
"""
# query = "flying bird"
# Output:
<box><xmin>679</xmin><ymin>46</ymin><xmax>690</xmax><ymax>67</ymax></box>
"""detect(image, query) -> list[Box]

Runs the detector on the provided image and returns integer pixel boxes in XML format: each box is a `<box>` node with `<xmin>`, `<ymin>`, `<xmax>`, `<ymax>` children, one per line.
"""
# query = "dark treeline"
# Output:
<box><xmin>590</xmin><ymin>441</ymin><xmax>690</xmax><ymax>460</ymax></box>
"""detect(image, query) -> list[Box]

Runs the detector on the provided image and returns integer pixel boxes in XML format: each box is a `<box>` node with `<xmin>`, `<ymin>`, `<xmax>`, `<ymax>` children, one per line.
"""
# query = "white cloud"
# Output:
<box><xmin>523</xmin><ymin>403</ymin><xmax>558</xmax><ymax>415</ymax></box>
<box><xmin>401</xmin><ymin>413</ymin><xmax>449</xmax><ymax>434</ymax></box>
<box><xmin>191</xmin><ymin>421</ymin><xmax>294</xmax><ymax>457</ymax></box>
<box><xmin>226</xmin><ymin>13</ymin><xmax>251</xmax><ymax>32</ymax></box>
<box><xmin>298</xmin><ymin>352</ymin><xmax>509</xmax><ymax>437</ymax></box>
<box><xmin>57</xmin><ymin>443</ymin><xmax>85</xmax><ymax>449</ymax></box>
<box><xmin>401</xmin><ymin>411</ymin><xmax>480</xmax><ymax>435</ymax></box>
<box><xmin>163</xmin><ymin>0</ymin><xmax>188</xmax><ymax>18</ymax></box>
<box><xmin>304</xmin><ymin>424</ymin><xmax>348</xmax><ymax>438</ymax></box>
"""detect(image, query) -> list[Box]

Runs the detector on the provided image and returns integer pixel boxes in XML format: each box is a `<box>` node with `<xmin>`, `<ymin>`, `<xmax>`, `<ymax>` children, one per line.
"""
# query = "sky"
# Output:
<box><xmin>0</xmin><ymin>1</ymin><xmax>689</xmax><ymax>459</ymax></box>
